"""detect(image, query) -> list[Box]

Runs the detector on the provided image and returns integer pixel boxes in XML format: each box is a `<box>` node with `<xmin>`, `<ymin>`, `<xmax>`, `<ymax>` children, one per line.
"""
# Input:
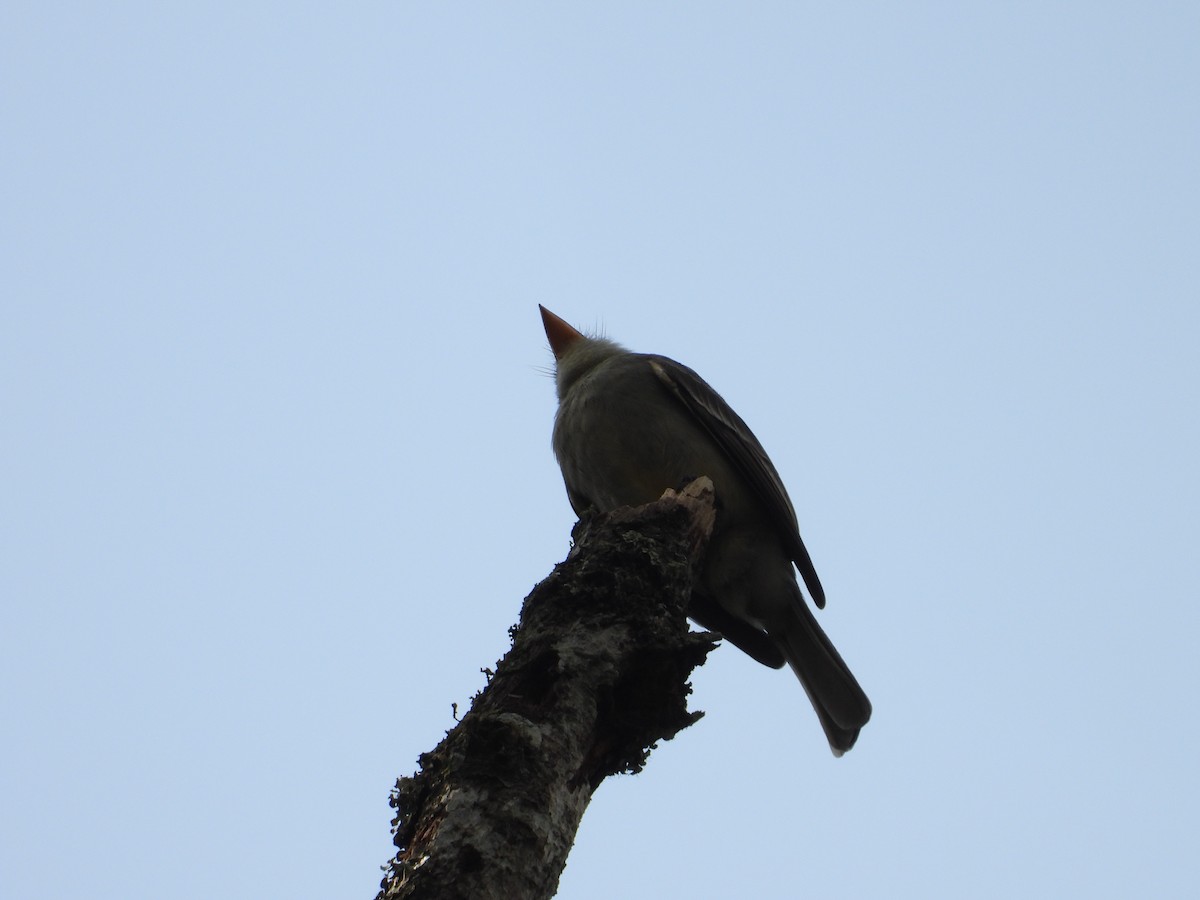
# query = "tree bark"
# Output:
<box><xmin>377</xmin><ymin>479</ymin><xmax>720</xmax><ymax>900</ymax></box>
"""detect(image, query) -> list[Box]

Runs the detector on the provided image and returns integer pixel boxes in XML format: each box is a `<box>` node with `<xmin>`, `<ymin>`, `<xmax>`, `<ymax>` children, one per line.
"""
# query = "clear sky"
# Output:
<box><xmin>3</xmin><ymin>4</ymin><xmax>1198</xmax><ymax>899</ymax></box>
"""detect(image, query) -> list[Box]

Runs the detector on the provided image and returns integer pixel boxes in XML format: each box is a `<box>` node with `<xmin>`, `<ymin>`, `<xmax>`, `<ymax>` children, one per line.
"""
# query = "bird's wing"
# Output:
<box><xmin>647</xmin><ymin>355</ymin><xmax>827</xmax><ymax>609</ymax></box>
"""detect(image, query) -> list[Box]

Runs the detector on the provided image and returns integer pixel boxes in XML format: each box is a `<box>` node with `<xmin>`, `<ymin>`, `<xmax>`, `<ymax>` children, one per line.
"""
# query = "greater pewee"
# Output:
<box><xmin>540</xmin><ymin>305</ymin><xmax>871</xmax><ymax>755</ymax></box>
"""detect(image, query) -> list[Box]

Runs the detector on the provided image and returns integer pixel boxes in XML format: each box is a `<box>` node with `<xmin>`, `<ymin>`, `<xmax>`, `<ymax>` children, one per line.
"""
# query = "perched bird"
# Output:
<box><xmin>540</xmin><ymin>305</ymin><xmax>871</xmax><ymax>755</ymax></box>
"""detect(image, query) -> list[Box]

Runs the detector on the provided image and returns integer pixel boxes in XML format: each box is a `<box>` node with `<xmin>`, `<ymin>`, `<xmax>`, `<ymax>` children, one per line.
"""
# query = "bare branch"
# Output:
<box><xmin>378</xmin><ymin>479</ymin><xmax>719</xmax><ymax>900</ymax></box>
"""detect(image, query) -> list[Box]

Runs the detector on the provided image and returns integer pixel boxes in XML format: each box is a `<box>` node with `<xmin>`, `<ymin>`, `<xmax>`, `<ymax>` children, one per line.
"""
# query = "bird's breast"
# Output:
<box><xmin>553</xmin><ymin>360</ymin><xmax>741</xmax><ymax>514</ymax></box>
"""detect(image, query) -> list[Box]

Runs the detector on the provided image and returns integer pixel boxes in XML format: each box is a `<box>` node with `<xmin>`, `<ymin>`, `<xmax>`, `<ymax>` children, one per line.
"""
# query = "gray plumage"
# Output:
<box><xmin>542</xmin><ymin>308</ymin><xmax>871</xmax><ymax>755</ymax></box>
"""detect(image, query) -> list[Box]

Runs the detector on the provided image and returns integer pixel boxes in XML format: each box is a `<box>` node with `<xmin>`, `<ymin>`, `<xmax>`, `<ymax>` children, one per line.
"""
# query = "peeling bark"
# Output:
<box><xmin>378</xmin><ymin>479</ymin><xmax>719</xmax><ymax>900</ymax></box>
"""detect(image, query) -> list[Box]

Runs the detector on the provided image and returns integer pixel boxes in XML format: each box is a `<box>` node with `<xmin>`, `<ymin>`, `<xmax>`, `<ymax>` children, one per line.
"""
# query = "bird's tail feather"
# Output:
<box><xmin>775</xmin><ymin>590</ymin><xmax>872</xmax><ymax>756</ymax></box>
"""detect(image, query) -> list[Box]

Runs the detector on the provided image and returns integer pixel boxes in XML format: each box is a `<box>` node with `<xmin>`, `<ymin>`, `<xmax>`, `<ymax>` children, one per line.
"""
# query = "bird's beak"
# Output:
<box><xmin>539</xmin><ymin>305</ymin><xmax>585</xmax><ymax>359</ymax></box>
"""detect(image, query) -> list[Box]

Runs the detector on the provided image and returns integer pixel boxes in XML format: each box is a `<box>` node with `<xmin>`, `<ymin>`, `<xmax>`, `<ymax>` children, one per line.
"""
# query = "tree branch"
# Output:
<box><xmin>378</xmin><ymin>478</ymin><xmax>719</xmax><ymax>900</ymax></box>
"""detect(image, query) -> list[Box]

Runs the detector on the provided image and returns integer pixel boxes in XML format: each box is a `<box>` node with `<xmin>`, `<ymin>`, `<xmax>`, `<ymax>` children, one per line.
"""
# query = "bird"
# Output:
<box><xmin>539</xmin><ymin>305</ymin><xmax>871</xmax><ymax>755</ymax></box>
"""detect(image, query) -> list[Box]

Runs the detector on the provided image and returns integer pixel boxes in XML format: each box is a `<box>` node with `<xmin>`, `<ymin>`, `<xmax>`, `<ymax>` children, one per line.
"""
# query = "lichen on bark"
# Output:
<box><xmin>378</xmin><ymin>479</ymin><xmax>719</xmax><ymax>900</ymax></box>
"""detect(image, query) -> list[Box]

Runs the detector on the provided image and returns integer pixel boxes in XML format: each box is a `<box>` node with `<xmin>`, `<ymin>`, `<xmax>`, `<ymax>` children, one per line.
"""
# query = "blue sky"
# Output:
<box><xmin>3</xmin><ymin>4</ymin><xmax>1198</xmax><ymax>898</ymax></box>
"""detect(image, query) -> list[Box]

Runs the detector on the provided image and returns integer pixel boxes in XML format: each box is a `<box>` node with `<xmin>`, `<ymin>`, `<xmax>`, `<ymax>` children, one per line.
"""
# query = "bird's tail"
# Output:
<box><xmin>775</xmin><ymin>588</ymin><xmax>872</xmax><ymax>756</ymax></box>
